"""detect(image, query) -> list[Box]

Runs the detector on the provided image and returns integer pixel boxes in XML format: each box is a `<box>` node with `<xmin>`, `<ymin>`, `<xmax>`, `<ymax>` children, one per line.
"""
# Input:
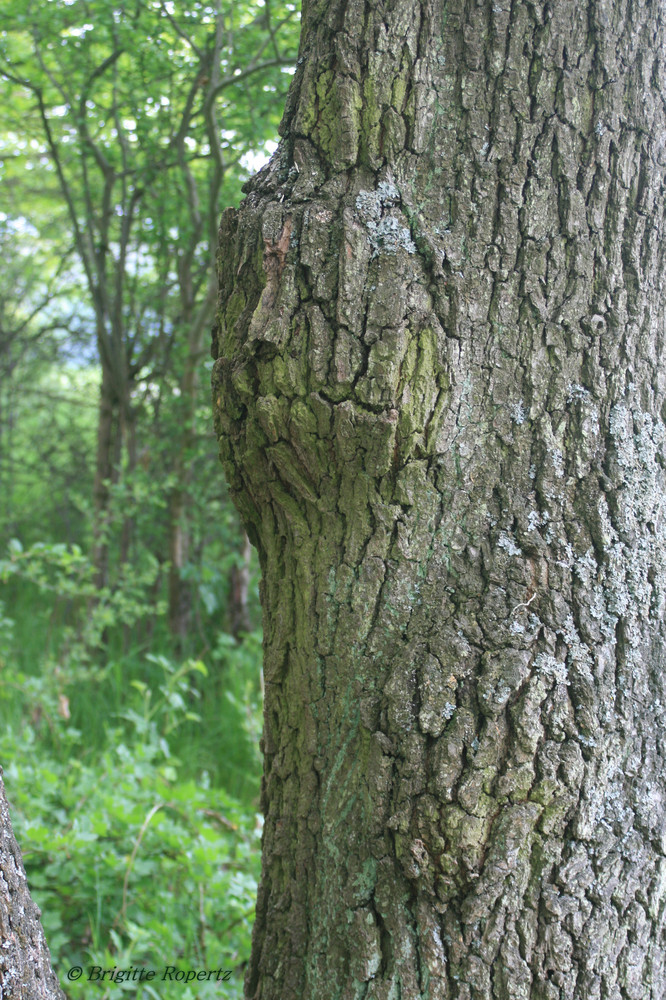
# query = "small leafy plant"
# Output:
<box><xmin>1</xmin><ymin>647</ymin><xmax>263</xmax><ymax>999</ymax></box>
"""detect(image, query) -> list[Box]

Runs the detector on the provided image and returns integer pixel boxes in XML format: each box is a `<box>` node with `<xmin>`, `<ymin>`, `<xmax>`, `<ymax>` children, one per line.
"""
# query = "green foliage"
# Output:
<box><xmin>2</xmin><ymin>650</ymin><xmax>262</xmax><ymax>999</ymax></box>
<box><xmin>0</xmin><ymin>0</ymin><xmax>297</xmax><ymax>990</ymax></box>
<box><xmin>0</xmin><ymin>537</ymin><xmax>164</xmax><ymax>665</ymax></box>
<box><xmin>2</xmin><ymin>369</ymin><xmax>99</xmax><ymax>546</ymax></box>
<box><xmin>0</xmin><ymin>356</ymin><xmax>262</xmax><ymax>658</ymax></box>
<box><xmin>0</xmin><ymin>534</ymin><xmax>264</xmax><ymax>793</ymax></box>
<box><xmin>0</xmin><ymin>0</ymin><xmax>297</xmax><ymax>628</ymax></box>
<box><xmin>0</xmin><ymin>0</ymin><xmax>299</xmax><ymax>223</ymax></box>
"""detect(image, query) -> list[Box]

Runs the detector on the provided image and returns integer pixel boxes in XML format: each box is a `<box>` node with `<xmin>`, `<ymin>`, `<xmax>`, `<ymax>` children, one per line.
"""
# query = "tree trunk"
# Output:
<box><xmin>119</xmin><ymin>392</ymin><xmax>138</xmax><ymax>570</ymax></box>
<box><xmin>0</xmin><ymin>768</ymin><xmax>64</xmax><ymax>999</ymax></box>
<box><xmin>229</xmin><ymin>530</ymin><xmax>252</xmax><ymax>639</ymax></box>
<box><xmin>167</xmin><ymin>323</ymin><xmax>204</xmax><ymax>647</ymax></box>
<box><xmin>168</xmin><ymin>485</ymin><xmax>191</xmax><ymax>648</ymax></box>
<box><xmin>212</xmin><ymin>0</ymin><xmax>666</xmax><ymax>996</ymax></box>
<box><xmin>92</xmin><ymin>365</ymin><xmax>116</xmax><ymax>593</ymax></box>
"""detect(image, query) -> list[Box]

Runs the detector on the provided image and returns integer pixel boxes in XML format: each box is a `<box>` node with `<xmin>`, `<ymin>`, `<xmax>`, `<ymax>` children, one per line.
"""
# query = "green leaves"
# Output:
<box><xmin>1</xmin><ymin>0</ymin><xmax>299</xmax><ymax>254</ymax></box>
<box><xmin>1</xmin><ymin>638</ymin><xmax>264</xmax><ymax>999</ymax></box>
<box><xmin>0</xmin><ymin>0</ymin><xmax>297</xmax><ymax>644</ymax></box>
<box><xmin>3</xmin><ymin>731</ymin><xmax>260</xmax><ymax>998</ymax></box>
<box><xmin>0</xmin><ymin>6</ymin><xmax>293</xmax><ymax>990</ymax></box>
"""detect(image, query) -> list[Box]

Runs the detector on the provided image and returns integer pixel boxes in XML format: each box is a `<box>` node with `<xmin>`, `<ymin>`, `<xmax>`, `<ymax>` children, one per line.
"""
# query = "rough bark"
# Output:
<box><xmin>212</xmin><ymin>0</ymin><xmax>666</xmax><ymax>997</ymax></box>
<box><xmin>0</xmin><ymin>768</ymin><xmax>64</xmax><ymax>1000</ymax></box>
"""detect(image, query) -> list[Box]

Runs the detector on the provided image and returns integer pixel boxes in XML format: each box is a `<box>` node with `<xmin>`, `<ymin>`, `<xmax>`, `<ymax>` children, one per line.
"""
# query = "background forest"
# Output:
<box><xmin>0</xmin><ymin>1</ymin><xmax>299</xmax><ymax>996</ymax></box>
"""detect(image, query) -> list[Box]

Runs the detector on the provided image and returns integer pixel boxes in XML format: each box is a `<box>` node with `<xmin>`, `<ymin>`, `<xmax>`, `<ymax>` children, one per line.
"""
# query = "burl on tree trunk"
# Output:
<box><xmin>212</xmin><ymin>0</ymin><xmax>666</xmax><ymax>996</ymax></box>
<box><xmin>0</xmin><ymin>768</ymin><xmax>64</xmax><ymax>999</ymax></box>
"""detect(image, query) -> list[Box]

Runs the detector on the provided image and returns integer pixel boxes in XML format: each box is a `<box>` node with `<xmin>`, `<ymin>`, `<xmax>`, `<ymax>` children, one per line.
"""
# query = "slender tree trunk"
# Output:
<box><xmin>0</xmin><ymin>768</ymin><xmax>64</xmax><ymax>999</ymax></box>
<box><xmin>213</xmin><ymin>0</ymin><xmax>666</xmax><ymax>996</ymax></box>
<box><xmin>0</xmin><ymin>357</ymin><xmax>13</xmax><ymax>536</ymax></box>
<box><xmin>92</xmin><ymin>364</ymin><xmax>116</xmax><ymax>592</ymax></box>
<box><xmin>119</xmin><ymin>394</ymin><xmax>138</xmax><ymax>570</ymax></box>
<box><xmin>168</xmin><ymin>482</ymin><xmax>191</xmax><ymax>647</ymax></box>
<box><xmin>167</xmin><ymin>329</ymin><xmax>201</xmax><ymax>646</ymax></box>
<box><xmin>168</xmin><ymin>281</ymin><xmax>218</xmax><ymax>645</ymax></box>
<box><xmin>229</xmin><ymin>530</ymin><xmax>252</xmax><ymax>639</ymax></box>
<box><xmin>118</xmin><ymin>399</ymin><xmax>138</xmax><ymax>653</ymax></box>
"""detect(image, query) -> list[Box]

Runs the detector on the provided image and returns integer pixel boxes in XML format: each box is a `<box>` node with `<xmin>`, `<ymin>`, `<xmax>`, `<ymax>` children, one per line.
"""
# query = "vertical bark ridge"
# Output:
<box><xmin>212</xmin><ymin>0</ymin><xmax>666</xmax><ymax>996</ymax></box>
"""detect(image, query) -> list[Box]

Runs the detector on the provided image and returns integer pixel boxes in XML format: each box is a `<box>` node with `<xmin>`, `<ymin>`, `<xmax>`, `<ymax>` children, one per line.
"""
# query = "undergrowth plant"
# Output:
<box><xmin>0</xmin><ymin>632</ymin><xmax>264</xmax><ymax>999</ymax></box>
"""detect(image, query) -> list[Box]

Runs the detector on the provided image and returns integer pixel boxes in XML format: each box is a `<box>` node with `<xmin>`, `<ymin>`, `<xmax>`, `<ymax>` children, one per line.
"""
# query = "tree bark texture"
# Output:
<box><xmin>0</xmin><ymin>768</ymin><xmax>64</xmax><ymax>1000</ymax></box>
<box><xmin>212</xmin><ymin>0</ymin><xmax>666</xmax><ymax>997</ymax></box>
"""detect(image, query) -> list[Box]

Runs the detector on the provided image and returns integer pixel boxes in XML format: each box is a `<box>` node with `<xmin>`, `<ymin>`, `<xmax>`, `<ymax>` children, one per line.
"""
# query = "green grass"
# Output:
<box><xmin>0</xmin><ymin>590</ymin><xmax>264</xmax><ymax>1000</ymax></box>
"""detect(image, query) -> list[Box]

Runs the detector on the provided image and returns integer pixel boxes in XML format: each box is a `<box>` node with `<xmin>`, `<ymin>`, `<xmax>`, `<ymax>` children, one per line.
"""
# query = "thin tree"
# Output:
<box><xmin>213</xmin><ymin>0</ymin><xmax>666</xmax><ymax>996</ymax></box>
<box><xmin>0</xmin><ymin>0</ymin><xmax>297</xmax><ymax>604</ymax></box>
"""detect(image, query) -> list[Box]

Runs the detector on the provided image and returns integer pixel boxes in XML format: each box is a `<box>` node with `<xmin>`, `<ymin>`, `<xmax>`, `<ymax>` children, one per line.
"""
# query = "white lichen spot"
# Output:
<box><xmin>551</xmin><ymin>448</ymin><xmax>565</xmax><ymax>478</ymax></box>
<box><xmin>355</xmin><ymin>182</ymin><xmax>416</xmax><ymax>257</ymax></box>
<box><xmin>372</xmin><ymin>216</ymin><xmax>417</xmax><ymax>255</ymax></box>
<box><xmin>573</xmin><ymin>548</ymin><xmax>598</xmax><ymax>585</ymax></box>
<box><xmin>560</xmin><ymin>614</ymin><xmax>593</xmax><ymax>669</ymax></box>
<box><xmin>355</xmin><ymin>182</ymin><xmax>400</xmax><ymax>219</ymax></box>
<box><xmin>498</xmin><ymin>531</ymin><xmax>522</xmax><ymax>557</ymax></box>
<box><xmin>554</xmin><ymin>539</ymin><xmax>575</xmax><ymax>570</ymax></box>
<box><xmin>609</xmin><ymin>403</ymin><xmax>631</xmax><ymax>453</ymax></box>
<box><xmin>567</xmin><ymin>383</ymin><xmax>589</xmax><ymax>402</ymax></box>
<box><xmin>511</xmin><ymin>400</ymin><xmax>527</xmax><ymax>425</ymax></box>
<box><xmin>602</xmin><ymin>393</ymin><xmax>666</xmax><ymax>668</ymax></box>
<box><xmin>535</xmin><ymin>653</ymin><xmax>570</xmax><ymax>686</ymax></box>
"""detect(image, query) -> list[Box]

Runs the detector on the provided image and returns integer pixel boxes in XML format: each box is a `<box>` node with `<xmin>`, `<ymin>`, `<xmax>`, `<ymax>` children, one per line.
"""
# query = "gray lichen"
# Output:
<box><xmin>355</xmin><ymin>182</ymin><xmax>417</xmax><ymax>257</ymax></box>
